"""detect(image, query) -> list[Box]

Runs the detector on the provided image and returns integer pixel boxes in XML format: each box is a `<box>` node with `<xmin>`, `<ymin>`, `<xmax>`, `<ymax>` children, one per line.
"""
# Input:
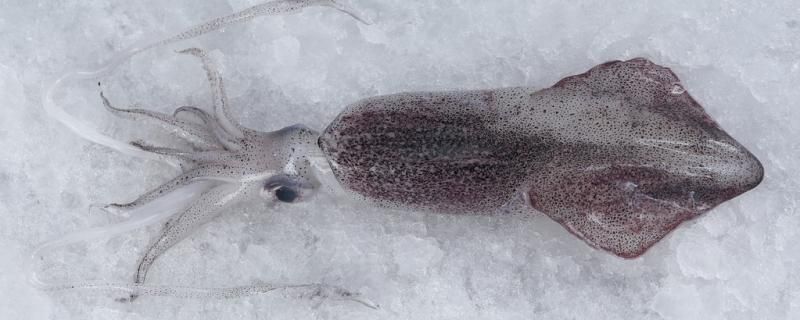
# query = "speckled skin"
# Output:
<box><xmin>319</xmin><ymin>58</ymin><xmax>763</xmax><ymax>258</ymax></box>
<box><xmin>99</xmin><ymin>49</ymin><xmax>321</xmax><ymax>299</ymax></box>
<box><xmin>51</xmin><ymin>55</ymin><xmax>762</xmax><ymax>302</ymax></box>
<box><xmin>319</xmin><ymin>90</ymin><xmax>553</xmax><ymax>212</ymax></box>
<box><xmin>36</xmin><ymin>0</ymin><xmax>765</xmax><ymax>303</ymax></box>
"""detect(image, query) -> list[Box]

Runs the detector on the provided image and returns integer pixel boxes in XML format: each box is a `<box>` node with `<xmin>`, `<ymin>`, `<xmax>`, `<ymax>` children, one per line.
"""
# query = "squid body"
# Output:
<box><xmin>35</xmin><ymin>0</ymin><xmax>763</xmax><ymax>303</ymax></box>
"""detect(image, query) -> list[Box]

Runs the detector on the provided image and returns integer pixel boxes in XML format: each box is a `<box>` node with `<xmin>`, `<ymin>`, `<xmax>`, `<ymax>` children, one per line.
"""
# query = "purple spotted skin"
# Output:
<box><xmin>318</xmin><ymin>58</ymin><xmax>763</xmax><ymax>258</ymax></box>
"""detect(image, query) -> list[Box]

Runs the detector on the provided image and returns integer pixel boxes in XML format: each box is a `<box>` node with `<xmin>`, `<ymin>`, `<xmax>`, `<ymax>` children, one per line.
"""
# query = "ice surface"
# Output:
<box><xmin>0</xmin><ymin>0</ymin><xmax>798</xmax><ymax>319</ymax></box>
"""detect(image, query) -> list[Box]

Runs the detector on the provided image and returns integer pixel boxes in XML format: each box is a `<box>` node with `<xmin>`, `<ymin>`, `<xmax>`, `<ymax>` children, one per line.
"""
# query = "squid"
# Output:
<box><xmin>32</xmin><ymin>0</ymin><xmax>763</xmax><ymax>307</ymax></box>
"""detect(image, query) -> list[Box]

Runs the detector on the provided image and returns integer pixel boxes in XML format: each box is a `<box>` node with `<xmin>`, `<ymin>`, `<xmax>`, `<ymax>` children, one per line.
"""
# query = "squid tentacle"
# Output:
<box><xmin>29</xmin><ymin>180</ymin><xmax>221</xmax><ymax>284</ymax></box>
<box><xmin>107</xmin><ymin>164</ymin><xmax>245</xmax><ymax>211</ymax></box>
<box><xmin>36</xmin><ymin>0</ymin><xmax>372</xmax><ymax>304</ymax></box>
<box><xmin>32</xmin><ymin>281</ymin><xmax>377</xmax><ymax>309</ymax></box>
<box><xmin>179</xmin><ymin>151</ymin><xmax>243</xmax><ymax>165</ymax></box>
<box><xmin>172</xmin><ymin>106</ymin><xmax>239</xmax><ymax>149</ymax></box>
<box><xmin>133</xmin><ymin>183</ymin><xmax>244</xmax><ymax>286</ymax></box>
<box><xmin>171</xmin><ymin>97</ymin><xmax>245</xmax><ymax>152</ymax></box>
<box><xmin>129</xmin><ymin>140</ymin><xmax>195</xmax><ymax>159</ymax></box>
<box><xmin>151</xmin><ymin>0</ymin><xmax>369</xmax><ymax>51</ymax></box>
<box><xmin>43</xmin><ymin>0</ymin><xmax>367</xmax><ymax>164</ymax></box>
<box><xmin>101</xmin><ymin>92</ymin><xmax>220</xmax><ymax>151</ymax></box>
<box><xmin>173</xmin><ymin>106</ymin><xmax>213</xmax><ymax>125</ymax></box>
<box><xmin>178</xmin><ymin>48</ymin><xmax>244</xmax><ymax>140</ymax></box>
<box><xmin>129</xmin><ymin>141</ymin><xmax>241</xmax><ymax>165</ymax></box>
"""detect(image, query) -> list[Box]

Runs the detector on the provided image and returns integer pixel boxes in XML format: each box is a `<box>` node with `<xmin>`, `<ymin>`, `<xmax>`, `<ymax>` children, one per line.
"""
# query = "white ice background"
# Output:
<box><xmin>1</xmin><ymin>0</ymin><xmax>798</xmax><ymax>319</ymax></box>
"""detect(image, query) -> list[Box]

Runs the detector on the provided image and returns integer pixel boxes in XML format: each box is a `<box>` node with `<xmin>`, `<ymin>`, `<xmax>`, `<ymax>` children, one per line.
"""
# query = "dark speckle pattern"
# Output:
<box><xmin>320</xmin><ymin>58</ymin><xmax>764</xmax><ymax>258</ymax></box>
<box><xmin>319</xmin><ymin>91</ymin><xmax>554</xmax><ymax>212</ymax></box>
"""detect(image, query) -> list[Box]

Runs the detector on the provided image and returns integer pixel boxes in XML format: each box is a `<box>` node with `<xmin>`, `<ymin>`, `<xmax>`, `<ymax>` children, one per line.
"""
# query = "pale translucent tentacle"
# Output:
<box><xmin>44</xmin><ymin>73</ymin><xmax>175</xmax><ymax>165</ymax></box>
<box><xmin>174</xmin><ymin>105</ymin><xmax>244</xmax><ymax>151</ymax></box>
<box><xmin>181</xmin><ymin>150</ymin><xmax>242</xmax><ymax>164</ymax></box>
<box><xmin>129</xmin><ymin>141</ymin><xmax>238</xmax><ymax>165</ymax></box>
<box><xmin>175</xmin><ymin>102</ymin><xmax>261</xmax><ymax>140</ymax></box>
<box><xmin>171</xmin><ymin>51</ymin><xmax>248</xmax><ymax>150</ymax></box>
<box><xmin>107</xmin><ymin>164</ymin><xmax>243</xmax><ymax>211</ymax></box>
<box><xmin>150</xmin><ymin>0</ymin><xmax>369</xmax><ymax>50</ymax></box>
<box><xmin>174</xmin><ymin>106</ymin><xmax>213</xmax><ymax>126</ymax></box>
<box><xmin>173</xmin><ymin>106</ymin><xmax>213</xmax><ymax>124</ymax></box>
<box><xmin>178</xmin><ymin>48</ymin><xmax>244</xmax><ymax>140</ymax></box>
<box><xmin>32</xmin><ymin>281</ymin><xmax>377</xmax><ymax>308</ymax></box>
<box><xmin>130</xmin><ymin>140</ymin><xmax>194</xmax><ymax>159</ymax></box>
<box><xmin>133</xmin><ymin>183</ymin><xmax>244</xmax><ymax>286</ymax></box>
<box><xmin>29</xmin><ymin>180</ymin><xmax>221</xmax><ymax>286</ymax></box>
<box><xmin>43</xmin><ymin>0</ymin><xmax>366</xmax><ymax>163</ymax></box>
<box><xmin>101</xmin><ymin>92</ymin><xmax>219</xmax><ymax>150</ymax></box>
<box><xmin>326</xmin><ymin>0</ymin><xmax>373</xmax><ymax>24</ymax></box>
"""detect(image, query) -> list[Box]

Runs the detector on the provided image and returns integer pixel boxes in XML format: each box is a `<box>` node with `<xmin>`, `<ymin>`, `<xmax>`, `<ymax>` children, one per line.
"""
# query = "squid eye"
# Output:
<box><xmin>274</xmin><ymin>186</ymin><xmax>298</xmax><ymax>203</ymax></box>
